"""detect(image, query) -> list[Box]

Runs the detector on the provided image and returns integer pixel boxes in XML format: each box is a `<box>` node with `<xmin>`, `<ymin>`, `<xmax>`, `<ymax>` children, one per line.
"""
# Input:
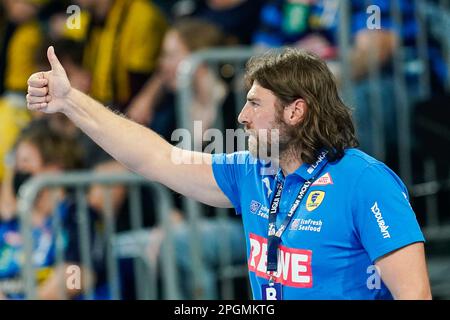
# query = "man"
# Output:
<box><xmin>26</xmin><ymin>46</ymin><xmax>431</xmax><ymax>300</ymax></box>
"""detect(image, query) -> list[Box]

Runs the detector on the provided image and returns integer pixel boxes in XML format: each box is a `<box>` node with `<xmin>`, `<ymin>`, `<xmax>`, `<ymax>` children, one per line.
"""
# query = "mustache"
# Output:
<box><xmin>243</xmin><ymin>126</ymin><xmax>254</xmax><ymax>136</ymax></box>
<box><xmin>244</xmin><ymin>127</ymin><xmax>279</xmax><ymax>136</ymax></box>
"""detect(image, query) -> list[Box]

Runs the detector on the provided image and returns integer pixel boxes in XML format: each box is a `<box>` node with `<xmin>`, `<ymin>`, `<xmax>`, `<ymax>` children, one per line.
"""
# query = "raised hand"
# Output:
<box><xmin>26</xmin><ymin>46</ymin><xmax>72</xmax><ymax>114</ymax></box>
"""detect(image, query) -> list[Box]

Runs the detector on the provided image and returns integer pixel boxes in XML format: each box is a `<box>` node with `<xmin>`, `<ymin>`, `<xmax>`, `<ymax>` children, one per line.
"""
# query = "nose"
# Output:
<box><xmin>238</xmin><ymin>102</ymin><xmax>251</xmax><ymax>125</ymax></box>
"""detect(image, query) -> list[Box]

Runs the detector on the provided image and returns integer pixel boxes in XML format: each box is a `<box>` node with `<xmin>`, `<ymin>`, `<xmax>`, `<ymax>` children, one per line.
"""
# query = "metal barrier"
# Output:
<box><xmin>175</xmin><ymin>0</ymin><xmax>450</xmax><ymax>299</ymax></box>
<box><xmin>16</xmin><ymin>172</ymin><xmax>180</xmax><ymax>300</ymax></box>
<box><xmin>10</xmin><ymin>0</ymin><xmax>450</xmax><ymax>300</ymax></box>
<box><xmin>176</xmin><ymin>46</ymin><xmax>257</xmax><ymax>299</ymax></box>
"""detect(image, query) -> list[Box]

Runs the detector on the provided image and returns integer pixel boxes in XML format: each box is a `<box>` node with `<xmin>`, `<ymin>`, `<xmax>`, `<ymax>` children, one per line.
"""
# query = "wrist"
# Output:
<box><xmin>61</xmin><ymin>87</ymin><xmax>77</xmax><ymax>116</ymax></box>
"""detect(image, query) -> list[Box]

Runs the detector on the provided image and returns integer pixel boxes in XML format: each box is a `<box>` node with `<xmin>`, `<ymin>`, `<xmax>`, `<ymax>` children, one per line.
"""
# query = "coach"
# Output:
<box><xmin>26</xmin><ymin>46</ymin><xmax>431</xmax><ymax>300</ymax></box>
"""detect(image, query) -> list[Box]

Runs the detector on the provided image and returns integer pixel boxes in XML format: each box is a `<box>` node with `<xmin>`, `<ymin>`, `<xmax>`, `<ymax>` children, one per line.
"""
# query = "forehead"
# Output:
<box><xmin>163</xmin><ymin>30</ymin><xmax>185</xmax><ymax>50</ymax></box>
<box><xmin>16</xmin><ymin>141</ymin><xmax>41</xmax><ymax>159</ymax></box>
<box><xmin>247</xmin><ymin>82</ymin><xmax>277</xmax><ymax>101</ymax></box>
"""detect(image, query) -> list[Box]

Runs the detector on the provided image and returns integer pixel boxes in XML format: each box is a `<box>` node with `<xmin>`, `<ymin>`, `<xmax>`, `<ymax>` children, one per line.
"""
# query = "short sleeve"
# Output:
<box><xmin>211</xmin><ymin>152</ymin><xmax>251</xmax><ymax>214</ymax></box>
<box><xmin>352</xmin><ymin>164</ymin><xmax>425</xmax><ymax>263</ymax></box>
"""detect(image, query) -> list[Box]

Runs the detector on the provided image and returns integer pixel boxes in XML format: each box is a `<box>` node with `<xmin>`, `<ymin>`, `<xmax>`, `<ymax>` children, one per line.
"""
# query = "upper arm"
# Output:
<box><xmin>375</xmin><ymin>242</ymin><xmax>432</xmax><ymax>299</ymax></box>
<box><xmin>352</xmin><ymin>164</ymin><xmax>425</xmax><ymax>262</ymax></box>
<box><xmin>351</xmin><ymin>164</ymin><xmax>430</xmax><ymax>298</ymax></box>
<box><xmin>151</xmin><ymin>147</ymin><xmax>233</xmax><ymax>208</ymax></box>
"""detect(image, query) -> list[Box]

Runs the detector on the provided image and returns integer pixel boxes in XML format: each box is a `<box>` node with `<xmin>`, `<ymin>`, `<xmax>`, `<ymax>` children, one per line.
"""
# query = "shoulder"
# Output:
<box><xmin>213</xmin><ymin>151</ymin><xmax>267</xmax><ymax>170</ymax></box>
<box><xmin>212</xmin><ymin>151</ymin><xmax>274</xmax><ymax>183</ymax></box>
<box><xmin>340</xmin><ymin>149</ymin><xmax>407</xmax><ymax>194</ymax></box>
<box><xmin>337</xmin><ymin>148</ymin><xmax>388</xmax><ymax>172</ymax></box>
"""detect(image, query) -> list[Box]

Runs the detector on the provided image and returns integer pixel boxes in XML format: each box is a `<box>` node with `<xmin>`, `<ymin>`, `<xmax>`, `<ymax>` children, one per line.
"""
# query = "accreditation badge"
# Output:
<box><xmin>261</xmin><ymin>282</ymin><xmax>282</xmax><ymax>300</ymax></box>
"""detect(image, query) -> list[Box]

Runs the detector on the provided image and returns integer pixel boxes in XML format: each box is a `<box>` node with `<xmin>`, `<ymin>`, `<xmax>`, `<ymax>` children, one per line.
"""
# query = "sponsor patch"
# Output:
<box><xmin>248</xmin><ymin>233</ymin><xmax>313</xmax><ymax>288</ymax></box>
<box><xmin>250</xmin><ymin>200</ymin><xmax>262</xmax><ymax>214</ymax></box>
<box><xmin>312</xmin><ymin>172</ymin><xmax>333</xmax><ymax>186</ymax></box>
<box><xmin>306</xmin><ymin>191</ymin><xmax>325</xmax><ymax>212</ymax></box>
<box><xmin>290</xmin><ymin>218</ymin><xmax>301</xmax><ymax>231</ymax></box>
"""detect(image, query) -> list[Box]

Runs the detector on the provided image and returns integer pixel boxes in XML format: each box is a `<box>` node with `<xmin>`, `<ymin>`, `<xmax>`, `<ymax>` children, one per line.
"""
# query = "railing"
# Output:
<box><xmin>17</xmin><ymin>172</ymin><xmax>180</xmax><ymax>300</ymax></box>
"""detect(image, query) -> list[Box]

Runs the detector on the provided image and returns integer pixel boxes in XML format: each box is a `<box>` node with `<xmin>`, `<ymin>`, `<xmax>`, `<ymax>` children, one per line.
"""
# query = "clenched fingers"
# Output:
<box><xmin>27</xmin><ymin>102</ymin><xmax>48</xmax><ymax>111</ymax></box>
<box><xmin>27</xmin><ymin>72</ymin><xmax>48</xmax><ymax>88</ymax></box>
<box><xmin>28</xmin><ymin>85</ymin><xmax>48</xmax><ymax>97</ymax></box>
<box><xmin>26</xmin><ymin>94</ymin><xmax>51</xmax><ymax>104</ymax></box>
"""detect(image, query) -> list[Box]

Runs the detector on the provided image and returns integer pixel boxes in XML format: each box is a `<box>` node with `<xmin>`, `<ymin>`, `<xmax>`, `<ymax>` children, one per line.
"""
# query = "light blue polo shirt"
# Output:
<box><xmin>212</xmin><ymin>148</ymin><xmax>425</xmax><ymax>300</ymax></box>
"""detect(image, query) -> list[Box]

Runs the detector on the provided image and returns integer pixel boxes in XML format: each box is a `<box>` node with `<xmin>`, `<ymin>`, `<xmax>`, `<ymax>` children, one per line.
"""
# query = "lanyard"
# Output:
<box><xmin>266</xmin><ymin>151</ymin><xmax>329</xmax><ymax>277</ymax></box>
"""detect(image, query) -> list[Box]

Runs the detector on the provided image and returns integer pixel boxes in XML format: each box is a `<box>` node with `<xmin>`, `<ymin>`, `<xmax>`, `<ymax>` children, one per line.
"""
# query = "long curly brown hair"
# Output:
<box><xmin>245</xmin><ymin>48</ymin><xmax>359</xmax><ymax>164</ymax></box>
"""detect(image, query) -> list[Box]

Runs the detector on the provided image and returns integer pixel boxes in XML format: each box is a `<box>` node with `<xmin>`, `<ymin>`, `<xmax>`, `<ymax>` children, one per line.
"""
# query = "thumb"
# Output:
<box><xmin>47</xmin><ymin>46</ymin><xmax>65</xmax><ymax>73</ymax></box>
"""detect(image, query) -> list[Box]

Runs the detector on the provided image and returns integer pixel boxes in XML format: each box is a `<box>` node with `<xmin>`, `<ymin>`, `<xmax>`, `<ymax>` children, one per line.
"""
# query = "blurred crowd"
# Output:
<box><xmin>0</xmin><ymin>0</ymin><xmax>448</xmax><ymax>299</ymax></box>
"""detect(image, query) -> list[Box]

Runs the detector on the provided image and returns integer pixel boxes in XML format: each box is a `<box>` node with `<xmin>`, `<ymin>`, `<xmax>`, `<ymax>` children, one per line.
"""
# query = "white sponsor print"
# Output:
<box><xmin>371</xmin><ymin>202</ymin><xmax>391</xmax><ymax>239</ymax></box>
<box><xmin>257</xmin><ymin>205</ymin><xmax>270</xmax><ymax>219</ymax></box>
<box><xmin>248</xmin><ymin>234</ymin><xmax>313</xmax><ymax>287</ymax></box>
<box><xmin>249</xmin><ymin>201</ymin><xmax>269</xmax><ymax>219</ymax></box>
<box><xmin>306</xmin><ymin>151</ymin><xmax>328</xmax><ymax>174</ymax></box>
<box><xmin>262</xmin><ymin>177</ymin><xmax>273</xmax><ymax>197</ymax></box>
<box><xmin>290</xmin><ymin>218</ymin><xmax>323</xmax><ymax>233</ymax></box>
<box><xmin>402</xmin><ymin>192</ymin><xmax>413</xmax><ymax>209</ymax></box>
<box><xmin>250</xmin><ymin>200</ymin><xmax>262</xmax><ymax>214</ymax></box>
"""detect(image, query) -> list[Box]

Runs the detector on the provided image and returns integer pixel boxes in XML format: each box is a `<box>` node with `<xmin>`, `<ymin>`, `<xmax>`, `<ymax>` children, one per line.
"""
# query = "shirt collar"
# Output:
<box><xmin>276</xmin><ymin>150</ymin><xmax>329</xmax><ymax>181</ymax></box>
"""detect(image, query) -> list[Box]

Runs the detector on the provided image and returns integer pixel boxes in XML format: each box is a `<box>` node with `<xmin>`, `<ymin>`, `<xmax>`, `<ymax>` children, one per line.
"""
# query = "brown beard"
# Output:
<box><xmin>273</xmin><ymin>115</ymin><xmax>299</xmax><ymax>157</ymax></box>
<box><xmin>247</xmin><ymin>118</ymin><xmax>298</xmax><ymax>161</ymax></box>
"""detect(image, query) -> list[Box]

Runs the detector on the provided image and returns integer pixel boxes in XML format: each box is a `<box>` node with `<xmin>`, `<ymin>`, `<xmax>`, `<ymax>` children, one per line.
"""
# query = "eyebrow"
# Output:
<box><xmin>247</xmin><ymin>97</ymin><xmax>261</xmax><ymax>102</ymax></box>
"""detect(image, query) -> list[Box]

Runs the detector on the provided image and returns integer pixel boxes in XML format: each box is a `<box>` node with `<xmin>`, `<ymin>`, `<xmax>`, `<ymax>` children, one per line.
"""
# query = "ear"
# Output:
<box><xmin>283</xmin><ymin>98</ymin><xmax>307</xmax><ymax>125</ymax></box>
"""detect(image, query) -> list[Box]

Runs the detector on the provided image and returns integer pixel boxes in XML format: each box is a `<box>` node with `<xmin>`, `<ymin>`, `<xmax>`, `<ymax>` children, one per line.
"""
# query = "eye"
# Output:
<box><xmin>250</xmin><ymin>101</ymin><xmax>259</xmax><ymax>107</ymax></box>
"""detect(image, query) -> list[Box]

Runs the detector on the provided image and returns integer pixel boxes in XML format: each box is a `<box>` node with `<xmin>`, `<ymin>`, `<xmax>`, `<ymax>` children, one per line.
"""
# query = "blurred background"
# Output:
<box><xmin>0</xmin><ymin>0</ymin><xmax>449</xmax><ymax>300</ymax></box>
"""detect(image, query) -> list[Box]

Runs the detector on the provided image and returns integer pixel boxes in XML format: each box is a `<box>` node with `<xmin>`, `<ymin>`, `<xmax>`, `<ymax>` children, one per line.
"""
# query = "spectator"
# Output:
<box><xmin>172</xmin><ymin>0</ymin><xmax>265</xmax><ymax>45</ymax></box>
<box><xmin>63</xmin><ymin>0</ymin><xmax>169</xmax><ymax>111</ymax></box>
<box><xmin>252</xmin><ymin>0</ymin><xmax>420</xmax><ymax>165</ymax></box>
<box><xmin>126</xmin><ymin>19</ymin><xmax>247</xmax><ymax>298</ymax></box>
<box><xmin>0</xmin><ymin>0</ymin><xmax>50</xmax><ymax>182</ymax></box>
<box><xmin>0</xmin><ymin>122</ymin><xmax>95</xmax><ymax>300</ymax></box>
<box><xmin>0</xmin><ymin>95</ymin><xmax>31</xmax><ymax>182</ymax></box>
<box><xmin>0</xmin><ymin>0</ymin><xmax>47</xmax><ymax>95</ymax></box>
<box><xmin>127</xmin><ymin>18</ymin><xmax>229</xmax><ymax>141</ymax></box>
<box><xmin>35</xmin><ymin>38</ymin><xmax>112</xmax><ymax>168</ymax></box>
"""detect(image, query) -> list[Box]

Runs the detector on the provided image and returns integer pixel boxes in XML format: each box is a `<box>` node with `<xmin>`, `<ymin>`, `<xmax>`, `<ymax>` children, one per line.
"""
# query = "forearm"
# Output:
<box><xmin>351</xmin><ymin>31</ymin><xmax>396</xmax><ymax>80</ymax></box>
<box><xmin>0</xmin><ymin>169</ymin><xmax>16</xmax><ymax>220</ymax></box>
<box><xmin>27</xmin><ymin>47</ymin><xmax>231</xmax><ymax>208</ymax></box>
<box><xmin>62</xmin><ymin>88</ymin><xmax>172</xmax><ymax>181</ymax></box>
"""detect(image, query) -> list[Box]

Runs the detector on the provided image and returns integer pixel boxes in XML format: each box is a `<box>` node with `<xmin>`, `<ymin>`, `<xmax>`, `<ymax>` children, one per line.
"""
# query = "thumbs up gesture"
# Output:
<box><xmin>26</xmin><ymin>46</ymin><xmax>72</xmax><ymax>114</ymax></box>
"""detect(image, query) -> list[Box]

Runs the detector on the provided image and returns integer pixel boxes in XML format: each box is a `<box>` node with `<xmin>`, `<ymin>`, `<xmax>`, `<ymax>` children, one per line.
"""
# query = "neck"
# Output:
<box><xmin>279</xmin><ymin>148</ymin><xmax>302</xmax><ymax>176</ymax></box>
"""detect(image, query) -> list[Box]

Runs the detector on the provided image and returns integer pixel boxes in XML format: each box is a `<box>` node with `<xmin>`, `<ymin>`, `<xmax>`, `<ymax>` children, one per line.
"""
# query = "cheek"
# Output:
<box><xmin>254</xmin><ymin>110</ymin><xmax>277</xmax><ymax>129</ymax></box>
